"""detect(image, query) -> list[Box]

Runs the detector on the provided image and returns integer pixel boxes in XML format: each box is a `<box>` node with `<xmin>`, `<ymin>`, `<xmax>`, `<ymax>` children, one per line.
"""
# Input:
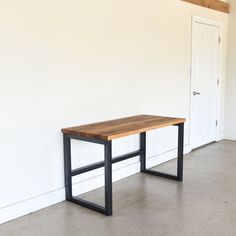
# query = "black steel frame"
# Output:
<box><xmin>63</xmin><ymin>122</ymin><xmax>184</xmax><ymax>216</ymax></box>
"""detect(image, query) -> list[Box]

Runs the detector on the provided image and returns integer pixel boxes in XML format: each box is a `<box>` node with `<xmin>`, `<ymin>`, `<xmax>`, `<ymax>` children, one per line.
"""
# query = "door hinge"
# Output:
<box><xmin>216</xmin><ymin>120</ymin><xmax>218</xmax><ymax>126</ymax></box>
<box><xmin>217</xmin><ymin>78</ymin><xmax>220</xmax><ymax>85</ymax></box>
<box><xmin>219</xmin><ymin>37</ymin><xmax>221</xmax><ymax>43</ymax></box>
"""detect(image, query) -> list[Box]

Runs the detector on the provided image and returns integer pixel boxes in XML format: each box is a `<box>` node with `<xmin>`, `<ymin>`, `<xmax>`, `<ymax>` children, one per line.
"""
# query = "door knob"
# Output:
<box><xmin>193</xmin><ymin>91</ymin><xmax>201</xmax><ymax>96</ymax></box>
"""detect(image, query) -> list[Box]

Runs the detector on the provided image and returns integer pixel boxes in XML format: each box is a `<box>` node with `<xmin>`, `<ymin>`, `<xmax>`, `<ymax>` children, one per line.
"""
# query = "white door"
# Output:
<box><xmin>190</xmin><ymin>18</ymin><xmax>220</xmax><ymax>149</ymax></box>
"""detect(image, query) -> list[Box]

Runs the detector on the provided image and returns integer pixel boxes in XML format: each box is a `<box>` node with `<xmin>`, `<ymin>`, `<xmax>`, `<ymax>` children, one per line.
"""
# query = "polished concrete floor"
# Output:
<box><xmin>1</xmin><ymin>140</ymin><xmax>236</xmax><ymax>236</ymax></box>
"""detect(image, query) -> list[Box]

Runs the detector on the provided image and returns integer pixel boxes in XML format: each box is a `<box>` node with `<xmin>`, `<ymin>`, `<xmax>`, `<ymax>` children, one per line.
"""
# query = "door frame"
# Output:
<box><xmin>190</xmin><ymin>16</ymin><xmax>222</xmax><ymax>150</ymax></box>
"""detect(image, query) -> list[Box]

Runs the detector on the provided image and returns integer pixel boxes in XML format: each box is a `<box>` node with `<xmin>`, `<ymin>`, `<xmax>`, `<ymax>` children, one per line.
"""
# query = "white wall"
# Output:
<box><xmin>225</xmin><ymin>0</ymin><xmax>236</xmax><ymax>140</ymax></box>
<box><xmin>0</xmin><ymin>0</ymin><xmax>228</xmax><ymax>224</ymax></box>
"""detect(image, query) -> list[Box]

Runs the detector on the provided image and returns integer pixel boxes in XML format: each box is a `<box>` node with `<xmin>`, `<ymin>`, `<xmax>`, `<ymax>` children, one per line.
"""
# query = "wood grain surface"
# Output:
<box><xmin>181</xmin><ymin>0</ymin><xmax>229</xmax><ymax>13</ymax></box>
<box><xmin>62</xmin><ymin>115</ymin><xmax>185</xmax><ymax>141</ymax></box>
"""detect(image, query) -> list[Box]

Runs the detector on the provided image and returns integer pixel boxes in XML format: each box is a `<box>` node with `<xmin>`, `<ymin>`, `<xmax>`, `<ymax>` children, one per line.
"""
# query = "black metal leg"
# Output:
<box><xmin>104</xmin><ymin>141</ymin><xmax>113</xmax><ymax>216</ymax></box>
<box><xmin>177</xmin><ymin>123</ymin><xmax>184</xmax><ymax>181</ymax></box>
<box><xmin>141</xmin><ymin>123</ymin><xmax>184</xmax><ymax>182</ymax></box>
<box><xmin>140</xmin><ymin>132</ymin><xmax>146</xmax><ymax>172</ymax></box>
<box><xmin>63</xmin><ymin>136</ymin><xmax>113</xmax><ymax>216</ymax></box>
<box><xmin>63</xmin><ymin>134</ymin><xmax>72</xmax><ymax>200</ymax></box>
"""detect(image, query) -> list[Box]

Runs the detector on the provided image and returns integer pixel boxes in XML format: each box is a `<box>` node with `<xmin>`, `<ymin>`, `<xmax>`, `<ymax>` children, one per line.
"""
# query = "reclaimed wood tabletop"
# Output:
<box><xmin>62</xmin><ymin>114</ymin><xmax>185</xmax><ymax>141</ymax></box>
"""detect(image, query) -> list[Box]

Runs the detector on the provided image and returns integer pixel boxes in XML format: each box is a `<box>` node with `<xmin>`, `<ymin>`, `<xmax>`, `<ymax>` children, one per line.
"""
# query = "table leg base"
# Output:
<box><xmin>68</xmin><ymin>197</ymin><xmax>111</xmax><ymax>216</ymax></box>
<box><xmin>141</xmin><ymin>169</ymin><xmax>182</xmax><ymax>181</ymax></box>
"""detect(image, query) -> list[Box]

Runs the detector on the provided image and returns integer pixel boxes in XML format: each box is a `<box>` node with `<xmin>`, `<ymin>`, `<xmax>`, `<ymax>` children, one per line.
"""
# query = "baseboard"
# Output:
<box><xmin>0</xmin><ymin>188</ymin><xmax>65</xmax><ymax>225</ymax></box>
<box><xmin>217</xmin><ymin>131</ymin><xmax>225</xmax><ymax>141</ymax></box>
<box><xmin>224</xmin><ymin>131</ymin><xmax>236</xmax><ymax>141</ymax></box>
<box><xmin>0</xmin><ymin>144</ymin><xmax>190</xmax><ymax>225</ymax></box>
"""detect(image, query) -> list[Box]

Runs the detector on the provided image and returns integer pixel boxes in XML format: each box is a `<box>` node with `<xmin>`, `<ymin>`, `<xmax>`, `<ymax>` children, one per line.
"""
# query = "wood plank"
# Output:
<box><xmin>181</xmin><ymin>0</ymin><xmax>229</xmax><ymax>14</ymax></box>
<box><xmin>62</xmin><ymin>115</ymin><xmax>186</xmax><ymax>141</ymax></box>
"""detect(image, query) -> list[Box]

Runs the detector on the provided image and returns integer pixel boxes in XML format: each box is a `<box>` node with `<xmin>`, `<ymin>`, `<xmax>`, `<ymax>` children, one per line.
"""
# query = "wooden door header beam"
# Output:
<box><xmin>181</xmin><ymin>0</ymin><xmax>229</xmax><ymax>14</ymax></box>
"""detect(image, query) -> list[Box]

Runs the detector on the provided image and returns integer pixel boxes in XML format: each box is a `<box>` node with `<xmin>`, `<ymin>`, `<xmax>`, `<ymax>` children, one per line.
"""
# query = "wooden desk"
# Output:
<box><xmin>62</xmin><ymin>115</ymin><xmax>185</xmax><ymax>216</ymax></box>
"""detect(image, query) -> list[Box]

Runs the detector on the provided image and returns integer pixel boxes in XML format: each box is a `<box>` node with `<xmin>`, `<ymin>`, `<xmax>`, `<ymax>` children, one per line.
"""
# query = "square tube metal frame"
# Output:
<box><xmin>63</xmin><ymin>122</ymin><xmax>184</xmax><ymax>216</ymax></box>
<box><xmin>140</xmin><ymin>123</ymin><xmax>184</xmax><ymax>181</ymax></box>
